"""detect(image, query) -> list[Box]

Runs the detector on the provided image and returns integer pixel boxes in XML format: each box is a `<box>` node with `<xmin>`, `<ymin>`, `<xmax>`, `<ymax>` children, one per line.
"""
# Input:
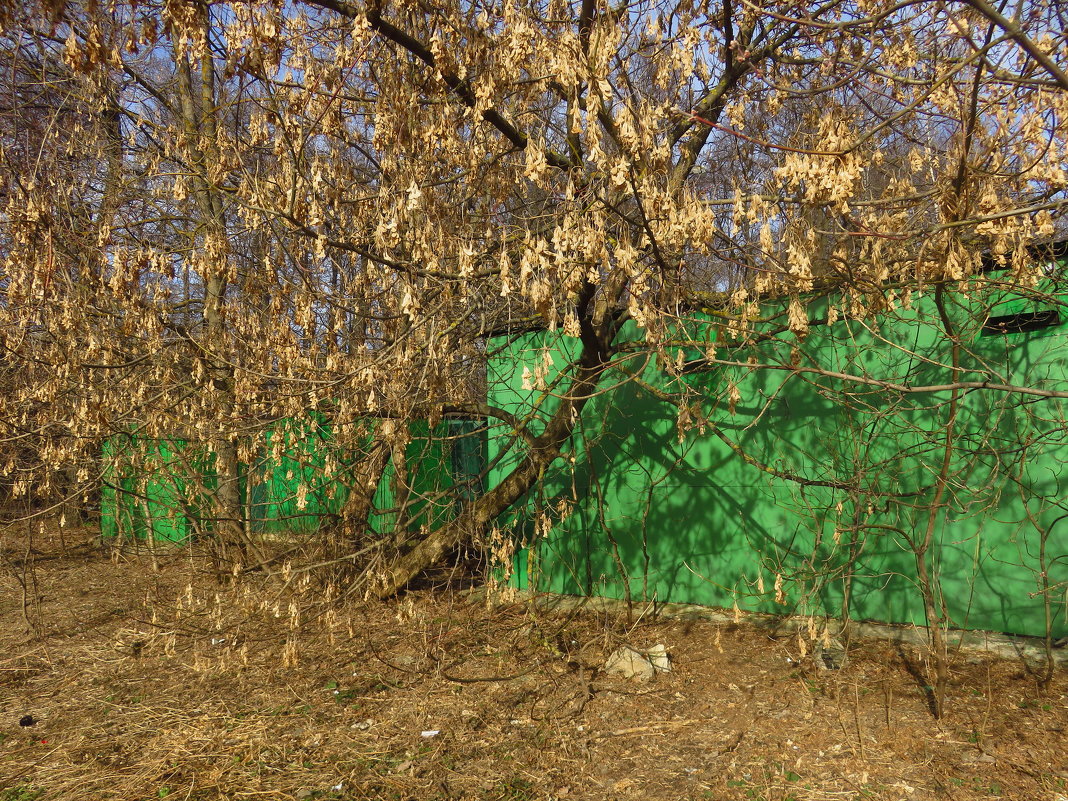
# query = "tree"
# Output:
<box><xmin>0</xmin><ymin>0</ymin><xmax>1064</xmax><ymax>643</ymax></box>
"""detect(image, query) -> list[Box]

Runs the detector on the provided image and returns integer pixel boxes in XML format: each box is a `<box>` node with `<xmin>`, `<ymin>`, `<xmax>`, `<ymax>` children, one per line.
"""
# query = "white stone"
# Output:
<box><xmin>604</xmin><ymin>646</ymin><xmax>656</xmax><ymax>681</ymax></box>
<box><xmin>647</xmin><ymin>643</ymin><xmax>671</xmax><ymax>673</ymax></box>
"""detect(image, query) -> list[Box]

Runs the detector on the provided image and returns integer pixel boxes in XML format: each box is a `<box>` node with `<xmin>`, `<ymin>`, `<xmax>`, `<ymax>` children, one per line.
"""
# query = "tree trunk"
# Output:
<box><xmin>376</xmin><ymin>314</ymin><xmax>614</xmax><ymax>596</ymax></box>
<box><xmin>914</xmin><ymin>286</ymin><xmax>961</xmax><ymax>719</ymax></box>
<box><xmin>376</xmin><ymin>437</ymin><xmax>558</xmax><ymax>596</ymax></box>
<box><xmin>342</xmin><ymin>440</ymin><xmax>392</xmax><ymax>545</ymax></box>
<box><xmin>174</xmin><ymin>19</ymin><xmax>246</xmax><ymax>571</ymax></box>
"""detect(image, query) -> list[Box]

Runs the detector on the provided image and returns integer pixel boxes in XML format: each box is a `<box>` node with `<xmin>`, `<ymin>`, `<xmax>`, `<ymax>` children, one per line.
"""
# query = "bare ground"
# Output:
<box><xmin>1</xmin><ymin>525</ymin><xmax>1067</xmax><ymax>801</ymax></box>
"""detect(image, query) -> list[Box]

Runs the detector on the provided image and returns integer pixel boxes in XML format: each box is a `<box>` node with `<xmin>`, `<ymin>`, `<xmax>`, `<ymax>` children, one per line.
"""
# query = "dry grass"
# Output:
<box><xmin>1</xmin><ymin>524</ymin><xmax>1067</xmax><ymax>801</ymax></box>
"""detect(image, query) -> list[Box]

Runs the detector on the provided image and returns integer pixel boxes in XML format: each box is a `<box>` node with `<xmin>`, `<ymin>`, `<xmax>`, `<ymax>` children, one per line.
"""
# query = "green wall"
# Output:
<box><xmin>101</xmin><ymin>418</ymin><xmax>484</xmax><ymax>543</ymax></box>
<box><xmin>245</xmin><ymin>416</ymin><xmax>351</xmax><ymax>534</ymax></box>
<box><xmin>101</xmin><ymin>436</ymin><xmax>202</xmax><ymax>543</ymax></box>
<box><xmin>487</xmin><ymin>274</ymin><xmax>1068</xmax><ymax>638</ymax></box>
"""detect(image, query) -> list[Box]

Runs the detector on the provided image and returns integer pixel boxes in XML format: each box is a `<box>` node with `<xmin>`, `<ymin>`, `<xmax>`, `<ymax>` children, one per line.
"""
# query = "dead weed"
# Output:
<box><xmin>1</xmin><ymin>527</ymin><xmax>1066</xmax><ymax>800</ymax></box>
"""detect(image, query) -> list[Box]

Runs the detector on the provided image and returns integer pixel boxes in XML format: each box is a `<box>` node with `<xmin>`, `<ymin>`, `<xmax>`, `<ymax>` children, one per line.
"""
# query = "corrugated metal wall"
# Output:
<box><xmin>487</xmin><ymin>270</ymin><xmax>1068</xmax><ymax>638</ymax></box>
<box><xmin>101</xmin><ymin>418</ymin><xmax>485</xmax><ymax>543</ymax></box>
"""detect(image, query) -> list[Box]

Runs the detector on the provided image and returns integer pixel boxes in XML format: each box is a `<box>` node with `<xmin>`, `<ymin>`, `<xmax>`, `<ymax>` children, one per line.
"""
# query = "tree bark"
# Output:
<box><xmin>376</xmin><ymin>304</ymin><xmax>615</xmax><ymax>596</ymax></box>
<box><xmin>343</xmin><ymin>439</ymin><xmax>392</xmax><ymax>545</ymax></box>
<box><xmin>174</xmin><ymin>18</ymin><xmax>246</xmax><ymax>571</ymax></box>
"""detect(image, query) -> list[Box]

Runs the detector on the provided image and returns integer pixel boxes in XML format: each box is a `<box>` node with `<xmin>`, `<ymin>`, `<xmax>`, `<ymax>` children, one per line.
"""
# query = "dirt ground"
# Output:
<box><xmin>1</xmin><ymin>525</ymin><xmax>1067</xmax><ymax>801</ymax></box>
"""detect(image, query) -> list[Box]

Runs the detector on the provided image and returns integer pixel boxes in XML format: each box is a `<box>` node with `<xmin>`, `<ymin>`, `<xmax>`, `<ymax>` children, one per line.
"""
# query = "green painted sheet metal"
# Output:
<box><xmin>371</xmin><ymin>418</ymin><xmax>485</xmax><ymax>535</ymax></box>
<box><xmin>101</xmin><ymin>436</ymin><xmax>204</xmax><ymax>542</ymax></box>
<box><xmin>101</xmin><ymin>417</ymin><xmax>485</xmax><ymax>541</ymax></box>
<box><xmin>247</xmin><ymin>416</ymin><xmax>350</xmax><ymax>534</ymax></box>
<box><xmin>487</xmin><ymin>274</ymin><xmax>1068</xmax><ymax>638</ymax></box>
